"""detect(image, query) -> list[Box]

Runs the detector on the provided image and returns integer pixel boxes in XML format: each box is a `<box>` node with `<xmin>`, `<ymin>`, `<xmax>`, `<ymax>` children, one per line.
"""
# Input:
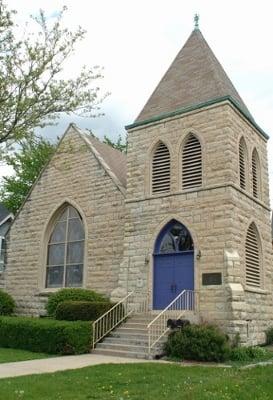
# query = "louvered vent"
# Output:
<box><xmin>252</xmin><ymin>151</ymin><xmax>259</xmax><ymax>198</ymax></box>
<box><xmin>239</xmin><ymin>139</ymin><xmax>246</xmax><ymax>190</ymax></box>
<box><xmin>152</xmin><ymin>142</ymin><xmax>170</xmax><ymax>194</ymax></box>
<box><xmin>245</xmin><ymin>223</ymin><xmax>260</xmax><ymax>287</ymax></box>
<box><xmin>182</xmin><ymin>134</ymin><xmax>202</xmax><ymax>189</ymax></box>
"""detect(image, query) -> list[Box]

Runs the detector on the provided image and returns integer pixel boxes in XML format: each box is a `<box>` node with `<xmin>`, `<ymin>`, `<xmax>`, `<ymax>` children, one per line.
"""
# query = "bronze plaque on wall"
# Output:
<box><xmin>202</xmin><ymin>273</ymin><xmax>222</xmax><ymax>286</ymax></box>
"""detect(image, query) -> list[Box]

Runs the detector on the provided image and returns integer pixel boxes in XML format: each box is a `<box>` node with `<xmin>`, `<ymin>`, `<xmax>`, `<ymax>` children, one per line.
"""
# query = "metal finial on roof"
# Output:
<box><xmin>194</xmin><ymin>13</ymin><xmax>199</xmax><ymax>30</ymax></box>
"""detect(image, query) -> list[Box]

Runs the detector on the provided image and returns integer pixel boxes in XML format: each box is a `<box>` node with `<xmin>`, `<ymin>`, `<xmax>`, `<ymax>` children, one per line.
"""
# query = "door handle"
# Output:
<box><xmin>170</xmin><ymin>284</ymin><xmax>177</xmax><ymax>292</ymax></box>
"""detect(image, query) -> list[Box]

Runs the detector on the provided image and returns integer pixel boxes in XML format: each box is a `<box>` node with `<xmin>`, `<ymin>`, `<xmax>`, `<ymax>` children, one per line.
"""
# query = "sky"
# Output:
<box><xmin>4</xmin><ymin>0</ymin><xmax>273</xmax><ymax>205</ymax></box>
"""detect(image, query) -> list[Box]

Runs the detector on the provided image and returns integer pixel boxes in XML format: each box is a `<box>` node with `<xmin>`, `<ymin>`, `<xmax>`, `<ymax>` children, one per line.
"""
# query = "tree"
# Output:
<box><xmin>0</xmin><ymin>136</ymin><xmax>56</xmax><ymax>214</ymax></box>
<box><xmin>0</xmin><ymin>2</ymin><xmax>106</xmax><ymax>146</ymax></box>
<box><xmin>103</xmin><ymin>134</ymin><xmax>127</xmax><ymax>153</ymax></box>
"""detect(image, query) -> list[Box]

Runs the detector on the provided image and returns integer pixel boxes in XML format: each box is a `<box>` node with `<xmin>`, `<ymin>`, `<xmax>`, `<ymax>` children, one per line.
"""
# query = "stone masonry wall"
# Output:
<box><xmin>5</xmin><ymin>126</ymin><xmax>125</xmax><ymax>315</ymax></box>
<box><xmin>118</xmin><ymin>101</ymin><xmax>273</xmax><ymax>344</ymax></box>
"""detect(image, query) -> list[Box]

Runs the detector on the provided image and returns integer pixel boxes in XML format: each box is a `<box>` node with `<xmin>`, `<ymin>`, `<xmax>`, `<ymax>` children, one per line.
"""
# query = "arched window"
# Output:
<box><xmin>152</xmin><ymin>141</ymin><xmax>170</xmax><ymax>194</ymax></box>
<box><xmin>155</xmin><ymin>220</ymin><xmax>193</xmax><ymax>254</ymax></box>
<box><xmin>46</xmin><ymin>205</ymin><xmax>85</xmax><ymax>288</ymax></box>
<box><xmin>182</xmin><ymin>134</ymin><xmax>202</xmax><ymax>190</ymax></box>
<box><xmin>252</xmin><ymin>149</ymin><xmax>260</xmax><ymax>199</ymax></box>
<box><xmin>239</xmin><ymin>137</ymin><xmax>247</xmax><ymax>190</ymax></box>
<box><xmin>245</xmin><ymin>223</ymin><xmax>261</xmax><ymax>288</ymax></box>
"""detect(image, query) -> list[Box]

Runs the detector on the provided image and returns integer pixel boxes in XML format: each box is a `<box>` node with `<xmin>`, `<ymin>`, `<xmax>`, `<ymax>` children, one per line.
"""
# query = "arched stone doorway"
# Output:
<box><xmin>153</xmin><ymin>220</ymin><xmax>194</xmax><ymax>309</ymax></box>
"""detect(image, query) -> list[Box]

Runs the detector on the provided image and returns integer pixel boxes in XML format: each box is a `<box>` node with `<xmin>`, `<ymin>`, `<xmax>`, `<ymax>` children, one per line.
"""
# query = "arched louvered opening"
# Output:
<box><xmin>182</xmin><ymin>134</ymin><xmax>202</xmax><ymax>190</ymax></box>
<box><xmin>252</xmin><ymin>149</ymin><xmax>260</xmax><ymax>199</ymax></box>
<box><xmin>245</xmin><ymin>223</ymin><xmax>261</xmax><ymax>288</ymax></box>
<box><xmin>239</xmin><ymin>137</ymin><xmax>247</xmax><ymax>190</ymax></box>
<box><xmin>152</xmin><ymin>141</ymin><xmax>171</xmax><ymax>194</ymax></box>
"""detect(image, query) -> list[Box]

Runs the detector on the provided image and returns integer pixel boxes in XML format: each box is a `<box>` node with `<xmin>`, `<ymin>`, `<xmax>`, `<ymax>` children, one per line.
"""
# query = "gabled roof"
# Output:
<box><xmin>72</xmin><ymin>125</ymin><xmax>127</xmax><ymax>194</ymax></box>
<box><xmin>136</xmin><ymin>28</ymin><xmax>252</xmax><ymax>123</ymax></box>
<box><xmin>0</xmin><ymin>203</ymin><xmax>13</xmax><ymax>225</ymax></box>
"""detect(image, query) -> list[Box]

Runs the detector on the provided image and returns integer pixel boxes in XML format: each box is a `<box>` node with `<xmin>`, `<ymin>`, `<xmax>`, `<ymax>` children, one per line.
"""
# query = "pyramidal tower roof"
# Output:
<box><xmin>135</xmin><ymin>25</ymin><xmax>252</xmax><ymax>123</ymax></box>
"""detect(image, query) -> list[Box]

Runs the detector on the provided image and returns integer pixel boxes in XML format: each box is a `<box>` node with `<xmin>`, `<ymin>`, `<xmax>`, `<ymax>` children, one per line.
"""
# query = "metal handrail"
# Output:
<box><xmin>147</xmin><ymin>289</ymin><xmax>196</xmax><ymax>355</ymax></box>
<box><xmin>92</xmin><ymin>290</ymin><xmax>149</xmax><ymax>349</ymax></box>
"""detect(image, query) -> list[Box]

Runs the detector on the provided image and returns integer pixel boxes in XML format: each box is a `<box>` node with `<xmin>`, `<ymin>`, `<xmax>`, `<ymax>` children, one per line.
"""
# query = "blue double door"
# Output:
<box><xmin>153</xmin><ymin>251</ymin><xmax>194</xmax><ymax>309</ymax></box>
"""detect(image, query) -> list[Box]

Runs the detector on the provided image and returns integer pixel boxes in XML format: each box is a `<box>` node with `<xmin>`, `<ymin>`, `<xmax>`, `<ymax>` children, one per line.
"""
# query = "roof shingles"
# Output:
<box><xmin>136</xmin><ymin>29</ymin><xmax>252</xmax><ymax>122</ymax></box>
<box><xmin>72</xmin><ymin>126</ymin><xmax>127</xmax><ymax>190</ymax></box>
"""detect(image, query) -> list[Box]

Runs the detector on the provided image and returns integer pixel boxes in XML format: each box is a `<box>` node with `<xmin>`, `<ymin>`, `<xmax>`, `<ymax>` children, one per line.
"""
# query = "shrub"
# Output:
<box><xmin>0</xmin><ymin>290</ymin><xmax>15</xmax><ymax>315</ymax></box>
<box><xmin>229</xmin><ymin>346</ymin><xmax>267</xmax><ymax>361</ymax></box>
<box><xmin>0</xmin><ymin>316</ymin><xmax>92</xmax><ymax>355</ymax></box>
<box><xmin>164</xmin><ymin>324</ymin><xmax>229</xmax><ymax>362</ymax></box>
<box><xmin>265</xmin><ymin>327</ymin><xmax>273</xmax><ymax>345</ymax></box>
<box><xmin>46</xmin><ymin>288</ymin><xmax>107</xmax><ymax>316</ymax></box>
<box><xmin>55</xmin><ymin>301</ymin><xmax>115</xmax><ymax>321</ymax></box>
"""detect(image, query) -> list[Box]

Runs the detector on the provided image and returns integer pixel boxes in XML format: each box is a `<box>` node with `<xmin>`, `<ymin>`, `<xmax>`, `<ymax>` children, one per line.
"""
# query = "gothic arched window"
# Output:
<box><xmin>239</xmin><ymin>137</ymin><xmax>247</xmax><ymax>190</ymax></box>
<box><xmin>46</xmin><ymin>205</ymin><xmax>85</xmax><ymax>288</ymax></box>
<box><xmin>245</xmin><ymin>223</ymin><xmax>261</xmax><ymax>288</ymax></box>
<box><xmin>182</xmin><ymin>134</ymin><xmax>202</xmax><ymax>190</ymax></box>
<box><xmin>152</xmin><ymin>141</ymin><xmax>171</xmax><ymax>194</ymax></box>
<box><xmin>158</xmin><ymin>222</ymin><xmax>193</xmax><ymax>254</ymax></box>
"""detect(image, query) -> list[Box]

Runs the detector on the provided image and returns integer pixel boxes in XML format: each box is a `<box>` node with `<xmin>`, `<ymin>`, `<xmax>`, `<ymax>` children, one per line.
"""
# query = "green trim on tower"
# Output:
<box><xmin>125</xmin><ymin>96</ymin><xmax>269</xmax><ymax>140</ymax></box>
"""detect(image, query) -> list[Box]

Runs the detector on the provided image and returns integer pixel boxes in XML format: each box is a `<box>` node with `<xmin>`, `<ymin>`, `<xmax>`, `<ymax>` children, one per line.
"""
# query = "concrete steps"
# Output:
<box><xmin>92</xmin><ymin>313</ymin><xmax>167</xmax><ymax>359</ymax></box>
<box><xmin>92</xmin><ymin>311</ymin><xmax>198</xmax><ymax>359</ymax></box>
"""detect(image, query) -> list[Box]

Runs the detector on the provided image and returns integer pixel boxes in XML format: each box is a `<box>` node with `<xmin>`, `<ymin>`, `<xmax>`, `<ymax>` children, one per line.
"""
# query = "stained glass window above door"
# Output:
<box><xmin>158</xmin><ymin>221</ymin><xmax>193</xmax><ymax>254</ymax></box>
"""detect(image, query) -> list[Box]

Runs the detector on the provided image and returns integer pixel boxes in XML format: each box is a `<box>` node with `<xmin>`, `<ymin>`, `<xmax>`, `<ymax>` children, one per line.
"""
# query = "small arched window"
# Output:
<box><xmin>245</xmin><ymin>223</ymin><xmax>261</xmax><ymax>288</ymax></box>
<box><xmin>152</xmin><ymin>141</ymin><xmax>170</xmax><ymax>194</ymax></box>
<box><xmin>155</xmin><ymin>220</ymin><xmax>193</xmax><ymax>254</ymax></box>
<box><xmin>252</xmin><ymin>149</ymin><xmax>260</xmax><ymax>199</ymax></box>
<box><xmin>46</xmin><ymin>205</ymin><xmax>85</xmax><ymax>288</ymax></box>
<box><xmin>239</xmin><ymin>137</ymin><xmax>247</xmax><ymax>190</ymax></box>
<box><xmin>182</xmin><ymin>134</ymin><xmax>202</xmax><ymax>190</ymax></box>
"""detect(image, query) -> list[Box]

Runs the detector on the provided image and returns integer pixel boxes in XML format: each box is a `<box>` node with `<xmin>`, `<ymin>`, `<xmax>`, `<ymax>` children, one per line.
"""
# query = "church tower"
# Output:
<box><xmin>114</xmin><ymin>18</ymin><xmax>273</xmax><ymax>344</ymax></box>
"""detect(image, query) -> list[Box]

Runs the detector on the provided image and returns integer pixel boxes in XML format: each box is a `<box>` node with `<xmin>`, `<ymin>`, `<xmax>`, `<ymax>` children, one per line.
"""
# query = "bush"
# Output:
<box><xmin>229</xmin><ymin>346</ymin><xmax>267</xmax><ymax>361</ymax></box>
<box><xmin>55</xmin><ymin>301</ymin><xmax>115</xmax><ymax>321</ymax></box>
<box><xmin>164</xmin><ymin>324</ymin><xmax>229</xmax><ymax>362</ymax></box>
<box><xmin>46</xmin><ymin>288</ymin><xmax>107</xmax><ymax>316</ymax></box>
<box><xmin>0</xmin><ymin>290</ymin><xmax>15</xmax><ymax>315</ymax></box>
<box><xmin>265</xmin><ymin>327</ymin><xmax>273</xmax><ymax>345</ymax></box>
<box><xmin>0</xmin><ymin>316</ymin><xmax>92</xmax><ymax>355</ymax></box>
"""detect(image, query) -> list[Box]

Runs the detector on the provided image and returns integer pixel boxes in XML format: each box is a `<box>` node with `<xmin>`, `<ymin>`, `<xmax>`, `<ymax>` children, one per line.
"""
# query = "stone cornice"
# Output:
<box><xmin>126</xmin><ymin>96</ymin><xmax>269</xmax><ymax>140</ymax></box>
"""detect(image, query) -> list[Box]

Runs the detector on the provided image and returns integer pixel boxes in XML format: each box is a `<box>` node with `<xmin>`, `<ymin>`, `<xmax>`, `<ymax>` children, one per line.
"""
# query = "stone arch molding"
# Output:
<box><xmin>251</xmin><ymin>147</ymin><xmax>262</xmax><ymax>200</ymax></box>
<box><xmin>39</xmin><ymin>198</ymin><xmax>88</xmax><ymax>291</ymax></box>
<box><xmin>148</xmin><ymin>214</ymin><xmax>199</xmax><ymax>258</ymax></box>
<box><xmin>177</xmin><ymin>129</ymin><xmax>205</xmax><ymax>155</ymax></box>
<box><xmin>146</xmin><ymin>138</ymin><xmax>173</xmax><ymax>195</ymax></box>
<box><xmin>178</xmin><ymin>130</ymin><xmax>204</xmax><ymax>190</ymax></box>
<box><xmin>244</xmin><ymin>220</ymin><xmax>264</xmax><ymax>289</ymax></box>
<box><xmin>238</xmin><ymin>135</ymin><xmax>249</xmax><ymax>189</ymax></box>
<box><xmin>148</xmin><ymin>215</ymin><xmax>199</xmax><ymax>308</ymax></box>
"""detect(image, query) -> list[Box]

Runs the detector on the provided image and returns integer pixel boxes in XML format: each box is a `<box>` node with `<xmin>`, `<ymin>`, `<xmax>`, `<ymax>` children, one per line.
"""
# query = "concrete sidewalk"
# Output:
<box><xmin>0</xmin><ymin>354</ymin><xmax>155</xmax><ymax>379</ymax></box>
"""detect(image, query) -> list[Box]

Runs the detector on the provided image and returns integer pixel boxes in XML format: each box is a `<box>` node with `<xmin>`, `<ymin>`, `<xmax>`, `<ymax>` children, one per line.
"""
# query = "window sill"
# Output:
<box><xmin>245</xmin><ymin>286</ymin><xmax>269</xmax><ymax>295</ymax></box>
<box><xmin>35</xmin><ymin>289</ymin><xmax>59</xmax><ymax>297</ymax></box>
<box><xmin>35</xmin><ymin>287</ymin><xmax>85</xmax><ymax>296</ymax></box>
<box><xmin>201</xmin><ymin>285</ymin><xmax>223</xmax><ymax>289</ymax></box>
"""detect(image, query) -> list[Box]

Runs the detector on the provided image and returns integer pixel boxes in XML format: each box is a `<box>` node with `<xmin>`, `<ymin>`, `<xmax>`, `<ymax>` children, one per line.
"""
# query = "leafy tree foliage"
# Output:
<box><xmin>0</xmin><ymin>2</ymin><xmax>105</xmax><ymax>146</ymax></box>
<box><xmin>0</xmin><ymin>130</ymin><xmax>127</xmax><ymax>215</ymax></box>
<box><xmin>86</xmin><ymin>129</ymin><xmax>127</xmax><ymax>153</ymax></box>
<box><xmin>0</xmin><ymin>136</ymin><xmax>56</xmax><ymax>214</ymax></box>
<box><xmin>103</xmin><ymin>134</ymin><xmax>127</xmax><ymax>153</ymax></box>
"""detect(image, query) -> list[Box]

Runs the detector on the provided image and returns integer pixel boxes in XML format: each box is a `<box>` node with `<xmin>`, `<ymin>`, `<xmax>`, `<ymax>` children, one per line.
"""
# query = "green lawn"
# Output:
<box><xmin>1</xmin><ymin>363</ymin><xmax>273</xmax><ymax>399</ymax></box>
<box><xmin>0</xmin><ymin>348</ymin><xmax>51</xmax><ymax>363</ymax></box>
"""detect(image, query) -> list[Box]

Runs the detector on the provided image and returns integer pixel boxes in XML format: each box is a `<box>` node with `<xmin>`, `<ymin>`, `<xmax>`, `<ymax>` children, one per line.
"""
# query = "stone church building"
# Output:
<box><xmin>3</xmin><ymin>24</ymin><xmax>273</xmax><ymax>345</ymax></box>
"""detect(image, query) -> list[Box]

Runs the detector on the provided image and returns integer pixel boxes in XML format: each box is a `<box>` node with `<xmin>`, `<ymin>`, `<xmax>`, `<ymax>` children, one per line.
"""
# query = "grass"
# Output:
<box><xmin>227</xmin><ymin>350</ymin><xmax>273</xmax><ymax>367</ymax></box>
<box><xmin>0</xmin><ymin>348</ymin><xmax>52</xmax><ymax>363</ymax></box>
<box><xmin>1</xmin><ymin>363</ymin><xmax>273</xmax><ymax>399</ymax></box>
